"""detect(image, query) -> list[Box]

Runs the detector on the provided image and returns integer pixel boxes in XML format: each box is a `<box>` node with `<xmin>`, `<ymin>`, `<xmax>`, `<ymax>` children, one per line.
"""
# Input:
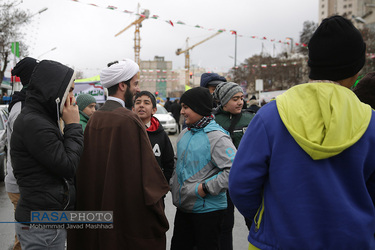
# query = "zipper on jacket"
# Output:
<box><xmin>254</xmin><ymin>196</ymin><xmax>264</xmax><ymax>232</ymax></box>
<box><xmin>55</xmin><ymin>97</ymin><xmax>63</xmax><ymax>135</ymax></box>
<box><xmin>178</xmin><ymin>133</ymin><xmax>194</xmax><ymax>207</ymax></box>
<box><xmin>203</xmin><ymin>198</ymin><xmax>205</xmax><ymax>208</ymax></box>
<box><xmin>63</xmin><ymin>178</ymin><xmax>71</xmax><ymax>210</ymax></box>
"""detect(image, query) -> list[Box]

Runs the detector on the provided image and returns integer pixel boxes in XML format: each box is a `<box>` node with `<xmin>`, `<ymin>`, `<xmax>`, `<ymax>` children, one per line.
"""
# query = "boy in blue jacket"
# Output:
<box><xmin>170</xmin><ymin>87</ymin><xmax>236</xmax><ymax>250</ymax></box>
<box><xmin>229</xmin><ymin>15</ymin><xmax>375</xmax><ymax>250</ymax></box>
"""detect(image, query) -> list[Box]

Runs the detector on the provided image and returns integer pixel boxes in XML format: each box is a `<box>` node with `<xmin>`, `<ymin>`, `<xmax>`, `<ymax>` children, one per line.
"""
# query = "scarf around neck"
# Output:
<box><xmin>187</xmin><ymin>115</ymin><xmax>214</xmax><ymax>130</ymax></box>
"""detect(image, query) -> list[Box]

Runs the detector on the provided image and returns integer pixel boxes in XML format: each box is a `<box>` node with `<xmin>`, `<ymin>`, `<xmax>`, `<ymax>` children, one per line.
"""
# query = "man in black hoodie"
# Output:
<box><xmin>11</xmin><ymin>60</ymin><xmax>83</xmax><ymax>249</ymax></box>
<box><xmin>133</xmin><ymin>91</ymin><xmax>174</xmax><ymax>183</ymax></box>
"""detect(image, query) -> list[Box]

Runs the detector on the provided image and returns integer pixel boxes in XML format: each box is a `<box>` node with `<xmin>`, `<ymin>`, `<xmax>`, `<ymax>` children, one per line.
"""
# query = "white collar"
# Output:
<box><xmin>107</xmin><ymin>96</ymin><xmax>125</xmax><ymax>107</ymax></box>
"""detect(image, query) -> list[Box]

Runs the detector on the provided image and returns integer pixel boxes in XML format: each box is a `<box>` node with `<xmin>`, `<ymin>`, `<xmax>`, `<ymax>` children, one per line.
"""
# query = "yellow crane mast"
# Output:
<box><xmin>176</xmin><ymin>31</ymin><xmax>223</xmax><ymax>87</ymax></box>
<box><xmin>115</xmin><ymin>5</ymin><xmax>149</xmax><ymax>67</ymax></box>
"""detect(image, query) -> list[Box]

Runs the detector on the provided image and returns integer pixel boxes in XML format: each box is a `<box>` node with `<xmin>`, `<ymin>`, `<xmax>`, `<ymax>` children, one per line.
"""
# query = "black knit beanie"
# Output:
<box><xmin>180</xmin><ymin>87</ymin><xmax>213</xmax><ymax>116</ymax></box>
<box><xmin>308</xmin><ymin>15</ymin><xmax>366</xmax><ymax>81</ymax></box>
<box><xmin>11</xmin><ymin>57</ymin><xmax>38</xmax><ymax>86</ymax></box>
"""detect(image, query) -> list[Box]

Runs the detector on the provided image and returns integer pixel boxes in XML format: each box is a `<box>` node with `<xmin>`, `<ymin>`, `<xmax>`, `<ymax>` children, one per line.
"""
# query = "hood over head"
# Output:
<box><xmin>276</xmin><ymin>82</ymin><xmax>372</xmax><ymax>160</ymax></box>
<box><xmin>26</xmin><ymin>60</ymin><xmax>76</xmax><ymax>121</ymax></box>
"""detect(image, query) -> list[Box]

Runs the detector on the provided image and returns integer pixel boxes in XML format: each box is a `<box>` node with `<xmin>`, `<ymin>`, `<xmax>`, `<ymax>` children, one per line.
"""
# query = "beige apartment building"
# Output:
<box><xmin>140</xmin><ymin>56</ymin><xmax>228</xmax><ymax>97</ymax></box>
<box><xmin>319</xmin><ymin>0</ymin><xmax>375</xmax><ymax>29</ymax></box>
<box><xmin>139</xmin><ymin>56</ymin><xmax>180</xmax><ymax>97</ymax></box>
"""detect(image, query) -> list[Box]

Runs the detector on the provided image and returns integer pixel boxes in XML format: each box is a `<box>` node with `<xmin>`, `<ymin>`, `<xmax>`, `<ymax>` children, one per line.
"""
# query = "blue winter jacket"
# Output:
<box><xmin>229</xmin><ymin>82</ymin><xmax>375</xmax><ymax>249</ymax></box>
<box><xmin>170</xmin><ymin>120</ymin><xmax>236</xmax><ymax>213</ymax></box>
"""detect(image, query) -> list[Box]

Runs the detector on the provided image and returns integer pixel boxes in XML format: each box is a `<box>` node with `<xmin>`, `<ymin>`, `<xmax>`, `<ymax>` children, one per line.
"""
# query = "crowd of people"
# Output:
<box><xmin>3</xmin><ymin>15</ymin><xmax>375</xmax><ymax>250</ymax></box>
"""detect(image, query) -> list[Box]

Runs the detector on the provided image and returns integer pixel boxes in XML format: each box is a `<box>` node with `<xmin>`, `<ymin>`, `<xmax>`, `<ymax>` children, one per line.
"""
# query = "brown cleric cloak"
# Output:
<box><xmin>67</xmin><ymin>100</ymin><xmax>170</xmax><ymax>250</ymax></box>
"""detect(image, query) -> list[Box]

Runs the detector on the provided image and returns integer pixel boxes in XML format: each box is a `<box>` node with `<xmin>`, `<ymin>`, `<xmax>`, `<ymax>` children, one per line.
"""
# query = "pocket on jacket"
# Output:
<box><xmin>179</xmin><ymin>181</ymin><xmax>199</xmax><ymax>211</ymax></box>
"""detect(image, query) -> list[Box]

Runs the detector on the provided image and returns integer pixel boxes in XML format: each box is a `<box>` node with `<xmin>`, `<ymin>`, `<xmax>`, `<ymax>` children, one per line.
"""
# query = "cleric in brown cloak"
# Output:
<box><xmin>67</xmin><ymin>59</ymin><xmax>170</xmax><ymax>250</ymax></box>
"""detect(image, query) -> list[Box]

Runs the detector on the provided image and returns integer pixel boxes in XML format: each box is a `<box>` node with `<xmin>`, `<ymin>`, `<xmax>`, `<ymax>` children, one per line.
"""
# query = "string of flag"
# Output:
<box><xmin>69</xmin><ymin>0</ymin><xmax>307</xmax><ymax>48</ymax></box>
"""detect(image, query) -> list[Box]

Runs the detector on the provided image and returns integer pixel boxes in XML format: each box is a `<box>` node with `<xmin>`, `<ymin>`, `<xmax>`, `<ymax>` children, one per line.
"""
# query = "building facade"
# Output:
<box><xmin>319</xmin><ymin>0</ymin><xmax>375</xmax><ymax>29</ymax></box>
<box><xmin>139</xmin><ymin>56</ymin><xmax>180</xmax><ymax>97</ymax></box>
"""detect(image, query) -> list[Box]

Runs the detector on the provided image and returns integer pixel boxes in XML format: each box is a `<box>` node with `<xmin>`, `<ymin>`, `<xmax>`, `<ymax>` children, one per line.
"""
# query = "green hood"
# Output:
<box><xmin>276</xmin><ymin>82</ymin><xmax>372</xmax><ymax>160</ymax></box>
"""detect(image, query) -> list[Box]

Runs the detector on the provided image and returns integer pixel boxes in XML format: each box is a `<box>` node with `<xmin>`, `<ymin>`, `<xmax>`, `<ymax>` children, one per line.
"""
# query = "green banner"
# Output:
<box><xmin>11</xmin><ymin>42</ymin><xmax>20</xmax><ymax>58</ymax></box>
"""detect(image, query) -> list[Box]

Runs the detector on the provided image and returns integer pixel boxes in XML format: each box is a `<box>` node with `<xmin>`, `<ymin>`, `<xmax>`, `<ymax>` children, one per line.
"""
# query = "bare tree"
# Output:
<box><xmin>298</xmin><ymin>21</ymin><xmax>318</xmax><ymax>55</ymax></box>
<box><xmin>0</xmin><ymin>1</ymin><xmax>31</xmax><ymax>83</ymax></box>
<box><xmin>360</xmin><ymin>26</ymin><xmax>375</xmax><ymax>77</ymax></box>
<box><xmin>230</xmin><ymin>54</ymin><xmax>308</xmax><ymax>94</ymax></box>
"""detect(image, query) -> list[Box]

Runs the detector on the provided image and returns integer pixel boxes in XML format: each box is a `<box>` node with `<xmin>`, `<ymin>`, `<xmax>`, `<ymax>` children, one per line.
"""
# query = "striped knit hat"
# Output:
<box><xmin>213</xmin><ymin>82</ymin><xmax>243</xmax><ymax>106</ymax></box>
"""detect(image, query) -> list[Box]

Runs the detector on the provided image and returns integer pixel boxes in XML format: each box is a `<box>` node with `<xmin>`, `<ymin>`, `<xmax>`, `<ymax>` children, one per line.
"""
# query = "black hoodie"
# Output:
<box><xmin>146</xmin><ymin>116</ymin><xmax>174</xmax><ymax>183</ymax></box>
<box><xmin>11</xmin><ymin>60</ymin><xmax>84</xmax><ymax>223</ymax></box>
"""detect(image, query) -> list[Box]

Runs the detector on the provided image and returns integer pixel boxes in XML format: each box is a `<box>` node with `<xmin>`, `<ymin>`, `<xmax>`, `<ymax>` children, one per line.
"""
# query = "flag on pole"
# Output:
<box><xmin>11</xmin><ymin>42</ymin><xmax>20</xmax><ymax>58</ymax></box>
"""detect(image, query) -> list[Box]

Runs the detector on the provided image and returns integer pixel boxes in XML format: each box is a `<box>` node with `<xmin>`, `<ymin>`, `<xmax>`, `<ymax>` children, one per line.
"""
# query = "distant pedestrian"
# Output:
<box><xmin>352</xmin><ymin>71</ymin><xmax>375</xmax><ymax>109</ymax></box>
<box><xmin>171</xmin><ymin>99</ymin><xmax>182</xmax><ymax>133</ymax></box>
<box><xmin>164</xmin><ymin>97</ymin><xmax>172</xmax><ymax>112</ymax></box>
<box><xmin>76</xmin><ymin>93</ymin><xmax>96</xmax><ymax>131</ymax></box>
<box><xmin>170</xmin><ymin>87</ymin><xmax>236</xmax><ymax>250</ymax></box>
<box><xmin>200</xmin><ymin>72</ymin><xmax>227</xmax><ymax>109</ymax></box>
<box><xmin>247</xmin><ymin>95</ymin><xmax>260</xmax><ymax>114</ymax></box>
<box><xmin>11</xmin><ymin>60</ymin><xmax>83</xmax><ymax>250</ymax></box>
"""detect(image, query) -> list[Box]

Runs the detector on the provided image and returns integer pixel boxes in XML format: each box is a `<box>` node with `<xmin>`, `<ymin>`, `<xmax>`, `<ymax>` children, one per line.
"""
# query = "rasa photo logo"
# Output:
<box><xmin>29</xmin><ymin>211</ymin><xmax>113</xmax><ymax>229</ymax></box>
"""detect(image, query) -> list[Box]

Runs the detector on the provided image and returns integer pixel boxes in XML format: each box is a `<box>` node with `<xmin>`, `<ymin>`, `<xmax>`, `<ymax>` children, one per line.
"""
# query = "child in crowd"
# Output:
<box><xmin>76</xmin><ymin>93</ymin><xmax>96</xmax><ymax>131</ymax></box>
<box><xmin>170</xmin><ymin>87</ymin><xmax>236</xmax><ymax>250</ymax></box>
<box><xmin>133</xmin><ymin>91</ymin><xmax>174</xmax><ymax>183</ymax></box>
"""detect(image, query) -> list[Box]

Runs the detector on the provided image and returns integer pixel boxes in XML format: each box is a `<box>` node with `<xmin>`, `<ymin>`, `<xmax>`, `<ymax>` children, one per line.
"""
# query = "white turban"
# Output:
<box><xmin>100</xmin><ymin>59</ymin><xmax>139</xmax><ymax>88</ymax></box>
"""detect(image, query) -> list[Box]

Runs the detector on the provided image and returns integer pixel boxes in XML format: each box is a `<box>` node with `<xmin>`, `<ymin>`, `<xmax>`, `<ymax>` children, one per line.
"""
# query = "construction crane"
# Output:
<box><xmin>176</xmin><ymin>31</ymin><xmax>223</xmax><ymax>87</ymax></box>
<box><xmin>115</xmin><ymin>4</ymin><xmax>149</xmax><ymax>66</ymax></box>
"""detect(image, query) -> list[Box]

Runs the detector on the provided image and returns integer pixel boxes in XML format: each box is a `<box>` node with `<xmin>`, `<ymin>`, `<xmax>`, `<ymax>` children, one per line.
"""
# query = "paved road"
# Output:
<box><xmin>0</xmin><ymin>134</ymin><xmax>250</xmax><ymax>250</ymax></box>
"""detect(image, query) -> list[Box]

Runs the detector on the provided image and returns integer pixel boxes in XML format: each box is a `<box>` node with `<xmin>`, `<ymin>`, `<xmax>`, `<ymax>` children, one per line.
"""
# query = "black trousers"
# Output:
<box><xmin>171</xmin><ymin>208</ymin><xmax>225</xmax><ymax>250</ymax></box>
<box><xmin>219</xmin><ymin>192</ymin><xmax>252</xmax><ymax>250</ymax></box>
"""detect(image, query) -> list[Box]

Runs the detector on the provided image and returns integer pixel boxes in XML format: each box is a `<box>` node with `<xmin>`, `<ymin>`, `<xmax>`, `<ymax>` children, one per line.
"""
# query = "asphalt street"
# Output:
<box><xmin>0</xmin><ymin>134</ymin><xmax>250</xmax><ymax>250</ymax></box>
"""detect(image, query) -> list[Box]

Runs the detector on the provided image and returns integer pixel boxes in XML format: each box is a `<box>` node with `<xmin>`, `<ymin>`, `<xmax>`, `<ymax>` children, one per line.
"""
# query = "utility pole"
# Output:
<box><xmin>234</xmin><ymin>33</ymin><xmax>237</xmax><ymax>67</ymax></box>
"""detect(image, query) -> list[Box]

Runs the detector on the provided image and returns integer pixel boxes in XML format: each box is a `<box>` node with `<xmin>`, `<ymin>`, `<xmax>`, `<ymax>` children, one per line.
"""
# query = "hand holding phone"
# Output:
<box><xmin>62</xmin><ymin>95</ymin><xmax>79</xmax><ymax>124</ymax></box>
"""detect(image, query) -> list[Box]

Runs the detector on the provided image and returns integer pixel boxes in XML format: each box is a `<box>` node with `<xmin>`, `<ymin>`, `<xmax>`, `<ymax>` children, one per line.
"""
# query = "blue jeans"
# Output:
<box><xmin>15</xmin><ymin>223</ymin><xmax>66</xmax><ymax>250</ymax></box>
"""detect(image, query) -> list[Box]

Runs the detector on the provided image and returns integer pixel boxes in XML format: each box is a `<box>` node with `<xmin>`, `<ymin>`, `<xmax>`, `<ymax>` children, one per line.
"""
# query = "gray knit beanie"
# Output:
<box><xmin>213</xmin><ymin>82</ymin><xmax>243</xmax><ymax>106</ymax></box>
<box><xmin>77</xmin><ymin>94</ymin><xmax>96</xmax><ymax>111</ymax></box>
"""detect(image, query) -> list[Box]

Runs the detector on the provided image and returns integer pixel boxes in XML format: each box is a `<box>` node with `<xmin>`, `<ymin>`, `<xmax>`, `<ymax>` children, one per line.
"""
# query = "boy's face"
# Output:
<box><xmin>223</xmin><ymin>92</ymin><xmax>244</xmax><ymax>115</ymax></box>
<box><xmin>133</xmin><ymin>95</ymin><xmax>156</xmax><ymax>124</ymax></box>
<box><xmin>83</xmin><ymin>103</ymin><xmax>96</xmax><ymax>117</ymax></box>
<box><xmin>181</xmin><ymin>103</ymin><xmax>203</xmax><ymax>125</ymax></box>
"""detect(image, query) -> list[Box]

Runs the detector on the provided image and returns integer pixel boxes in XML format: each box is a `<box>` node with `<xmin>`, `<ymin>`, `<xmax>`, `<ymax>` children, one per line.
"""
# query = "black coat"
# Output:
<box><xmin>164</xmin><ymin>100</ymin><xmax>172</xmax><ymax>112</ymax></box>
<box><xmin>171</xmin><ymin>102</ymin><xmax>181</xmax><ymax>123</ymax></box>
<box><xmin>11</xmin><ymin>60</ymin><xmax>84</xmax><ymax>223</ymax></box>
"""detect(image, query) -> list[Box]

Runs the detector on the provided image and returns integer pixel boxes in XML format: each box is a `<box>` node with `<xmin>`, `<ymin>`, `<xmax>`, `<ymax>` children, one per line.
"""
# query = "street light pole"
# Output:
<box><xmin>234</xmin><ymin>33</ymin><xmax>237</xmax><ymax>67</ymax></box>
<box><xmin>286</xmin><ymin>37</ymin><xmax>294</xmax><ymax>54</ymax></box>
<box><xmin>29</xmin><ymin>7</ymin><xmax>48</xmax><ymax>18</ymax></box>
<box><xmin>37</xmin><ymin>47</ymin><xmax>57</xmax><ymax>59</ymax></box>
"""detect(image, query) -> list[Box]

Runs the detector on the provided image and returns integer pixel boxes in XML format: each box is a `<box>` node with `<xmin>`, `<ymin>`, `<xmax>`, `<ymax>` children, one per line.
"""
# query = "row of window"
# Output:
<box><xmin>321</xmin><ymin>4</ymin><xmax>352</xmax><ymax>8</ymax></box>
<box><xmin>321</xmin><ymin>11</ymin><xmax>352</xmax><ymax>15</ymax></box>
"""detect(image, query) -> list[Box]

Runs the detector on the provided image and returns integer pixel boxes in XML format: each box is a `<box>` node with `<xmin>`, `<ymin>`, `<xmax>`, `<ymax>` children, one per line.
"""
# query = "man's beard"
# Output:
<box><xmin>124</xmin><ymin>87</ymin><xmax>134</xmax><ymax>109</ymax></box>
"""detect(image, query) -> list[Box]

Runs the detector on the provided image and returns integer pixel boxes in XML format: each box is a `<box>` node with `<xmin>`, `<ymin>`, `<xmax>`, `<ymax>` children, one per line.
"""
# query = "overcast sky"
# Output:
<box><xmin>14</xmin><ymin>0</ymin><xmax>318</xmax><ymax>78</ymax></box>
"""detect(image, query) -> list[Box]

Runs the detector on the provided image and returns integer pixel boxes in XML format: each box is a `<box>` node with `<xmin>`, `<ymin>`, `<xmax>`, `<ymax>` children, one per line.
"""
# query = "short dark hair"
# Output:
<box><xmin>134</xmin><ymin>91</ymin><xmax>156</xmax><ymax>108</ymax></box>
<box><xmin>107</xmin><ymin>79</ymin><xmax>131</xmax><ymax>96</ymax></box>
